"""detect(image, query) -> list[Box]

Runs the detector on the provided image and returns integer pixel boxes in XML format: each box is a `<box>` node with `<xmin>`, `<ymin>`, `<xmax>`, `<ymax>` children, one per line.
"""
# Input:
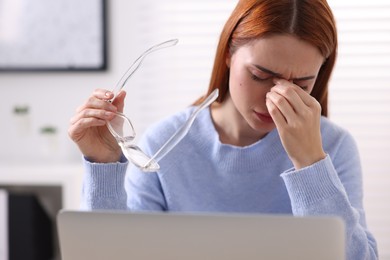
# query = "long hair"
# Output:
<box><xmin>195</xmin><ymin>0</ymin><xmax>337</xmax><ymax>117</ymax></box>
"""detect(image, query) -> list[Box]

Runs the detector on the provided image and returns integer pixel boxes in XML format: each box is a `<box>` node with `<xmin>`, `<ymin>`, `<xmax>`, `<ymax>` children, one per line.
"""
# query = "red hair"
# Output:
<box><xmin>195</xmin><ymin>0</ymin><xmax>337</xmax><ymax>116</ymax></box>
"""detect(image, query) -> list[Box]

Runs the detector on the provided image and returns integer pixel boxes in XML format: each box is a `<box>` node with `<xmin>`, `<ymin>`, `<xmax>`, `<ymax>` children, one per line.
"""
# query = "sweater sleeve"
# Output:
<box><xmin>281</xmin><ymin>133</ymin><xmax>378</xmax><ymax>260</ymax></box>
<box><xmin>79</xmin><ymin>109</ymin><xmax>192</xmax><ymax>212</ymax></box>
<box><xmin>80</xmin><ymin>156</ymin><xmax>129</xmax><ymax>210</ymax></box>
<box><xmin>123</xmin><ymin>131</ymin><xmax>170</xmax><ymax>211</ymax></box>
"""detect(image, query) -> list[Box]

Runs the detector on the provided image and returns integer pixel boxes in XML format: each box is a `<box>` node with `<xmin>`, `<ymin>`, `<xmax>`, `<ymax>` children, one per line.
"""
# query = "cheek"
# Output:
<box><xmin>230</xmin><ymin>80</ymin><xmax>271</xmax><ymax>111</ymax></box>
<box><xmin>229</xmin><ymin>66</ymin><xmax>255</xmax><ymax>93</ymax></box>
<box><xmin>229</xmin><ymin>76</ymin><xmax>252</xmax><ymax>102</ymax></box>
<box><xmin>229</xmin><ymin>68</ymin><xmax>246</xmax><ymax>95</ymax></box>
<box><xmin>228</xmin><ymin>66</ymin><xmax>272</xmax><ymax>104</ymax></box>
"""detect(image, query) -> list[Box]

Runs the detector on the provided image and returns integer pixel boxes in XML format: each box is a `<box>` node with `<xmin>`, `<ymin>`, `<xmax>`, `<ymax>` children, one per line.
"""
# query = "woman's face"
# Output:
<box><xmin>227</xmin><ymin>34</ymin><xmax>325</xmax><ymax>136</ymax></box>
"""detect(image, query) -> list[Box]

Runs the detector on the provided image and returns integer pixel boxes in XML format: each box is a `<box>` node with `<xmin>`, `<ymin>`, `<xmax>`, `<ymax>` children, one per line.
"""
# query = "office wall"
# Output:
<box><xmin>0</xmin><ymin>0</ymin><xmax>234</xmax><ymax>164</ymax></box>
<box><xmin>0</xmin><ymin>1</ymin><xmax>141</xmax><ymax>164</ymax></box>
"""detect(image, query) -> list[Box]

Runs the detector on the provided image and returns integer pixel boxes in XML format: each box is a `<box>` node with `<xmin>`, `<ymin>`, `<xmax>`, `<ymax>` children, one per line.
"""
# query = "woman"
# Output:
<box><xmin>69</xmin><ymin>0</ymin><xmax>378</xmax><ymax>259</ymax></box>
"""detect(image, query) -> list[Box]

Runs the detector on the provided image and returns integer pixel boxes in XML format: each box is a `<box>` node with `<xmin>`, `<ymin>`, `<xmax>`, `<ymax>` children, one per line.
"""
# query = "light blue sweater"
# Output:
<box><xmin>82</xmin><ymin>107</ymin><xmax>378</xmax><ymax>259</ymax></box>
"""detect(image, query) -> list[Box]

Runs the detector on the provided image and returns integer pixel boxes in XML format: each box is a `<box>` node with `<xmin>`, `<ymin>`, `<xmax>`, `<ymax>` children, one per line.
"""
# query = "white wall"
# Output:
<box><xmin>0</xmin><ymin>0</ymin><xmax>233</xmax><ymax>164</ymax></box>
<box><xmin>0</xmin><ymin>1</ymin><xmax>143</xmax><ymax>164</ymax></box>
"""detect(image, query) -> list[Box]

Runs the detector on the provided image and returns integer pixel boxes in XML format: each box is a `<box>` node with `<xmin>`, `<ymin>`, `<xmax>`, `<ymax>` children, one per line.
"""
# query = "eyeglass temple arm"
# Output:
<box><xmin>144</xmin><ymin>89</ymin><xmax>219</xmax><ymax>167</ymax></box>
<box><xmin>110</xmin><ymin>39</ymin><xmax>179</xmax><ymax>102</ymax></box>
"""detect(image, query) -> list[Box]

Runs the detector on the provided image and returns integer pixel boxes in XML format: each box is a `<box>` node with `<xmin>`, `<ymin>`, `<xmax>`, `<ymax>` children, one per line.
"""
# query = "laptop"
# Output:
<box><xmin>57</xmin><ymin>210</ymin><xmax>345</xmax><ymax>260</ymax></box>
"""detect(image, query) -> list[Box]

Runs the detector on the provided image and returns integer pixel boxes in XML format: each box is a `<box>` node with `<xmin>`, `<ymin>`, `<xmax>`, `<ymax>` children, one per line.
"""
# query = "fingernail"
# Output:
<box><xmin>105</xmin><ymin>91</ymin><xmax>112</xmax><ymax>97</ymax></box>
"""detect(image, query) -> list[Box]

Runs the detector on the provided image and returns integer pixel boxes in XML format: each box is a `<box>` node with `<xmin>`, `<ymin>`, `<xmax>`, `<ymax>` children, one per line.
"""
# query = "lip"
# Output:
<box><xmin>254</xmin><ymin>111</ymin><xmax>274</xmax><ymax>124</ymax></box>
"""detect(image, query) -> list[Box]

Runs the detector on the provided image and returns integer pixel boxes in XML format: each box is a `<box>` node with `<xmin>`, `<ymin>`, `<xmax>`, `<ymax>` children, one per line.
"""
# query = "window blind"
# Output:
<box><xmin>129</xmin><ymin>1</ymin><xmax>390</xmax><ymax>258</ymax></box>
<box><xmin>327</xmin><ymin>1</ymin><xmax>390</xmax><ymax>258</ymax></box>
<box><xmin>128</xmin><ymin>0</ymin><xmax>237</xmax><ymax>133</ymax></box>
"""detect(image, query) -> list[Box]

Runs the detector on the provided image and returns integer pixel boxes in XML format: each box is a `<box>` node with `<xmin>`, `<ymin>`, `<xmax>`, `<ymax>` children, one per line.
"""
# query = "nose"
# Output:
<box><xmin>272</xmin><ymin>76</ymin><xmax>293</xmax><ymax>83</ymax></box>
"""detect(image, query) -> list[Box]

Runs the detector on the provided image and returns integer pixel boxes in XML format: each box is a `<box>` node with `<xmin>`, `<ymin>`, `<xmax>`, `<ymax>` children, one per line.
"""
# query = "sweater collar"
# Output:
<box><xmin>194</xmin><ymin>107</ymin><xmax>287</xmax><ymax>172</ymax></box>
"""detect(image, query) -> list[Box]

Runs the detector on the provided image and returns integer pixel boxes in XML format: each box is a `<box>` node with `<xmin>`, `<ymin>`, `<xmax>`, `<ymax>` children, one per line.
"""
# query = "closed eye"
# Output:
<box><xmin>250</xmin><ymin>71</ymin><xmax>271</xmax><ymax>82</ymax></box>
<box><xmin>251</xmin><ymin>74</ymin><xmax>267</xmax><ymax>81</ymax></box>
<box><xmin>293</xmin><ymin>75</ymin><xmax>316</xmax><ymax>91</ymax></box>
<box><xmin>298</xmin><ymin>85</ymin><xmax>309</xmax><ymax>91</ymax></box>
<box><xmin>293</xmin><ymin>80</ymin><xmax>311</xmax><ymax>91</ymax></box>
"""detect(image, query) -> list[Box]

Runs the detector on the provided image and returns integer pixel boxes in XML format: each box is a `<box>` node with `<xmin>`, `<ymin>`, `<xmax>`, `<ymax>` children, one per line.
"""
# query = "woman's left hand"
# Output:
<box><xmin>265</xmin><ymin>78</ymin><xmax>326</xmax><ymax>169</ymax></box>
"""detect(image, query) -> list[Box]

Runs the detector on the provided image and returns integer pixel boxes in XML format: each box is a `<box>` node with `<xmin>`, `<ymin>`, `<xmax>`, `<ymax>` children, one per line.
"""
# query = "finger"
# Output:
<box><xmin>70</xmin><ymin>117</ymin><xmax>106</xmax><ymax>132</ymax></box>
<box><xmin>266</xmin><ymin>91</ymin><xmax>296</xmax><ymax>124</ymax></box>
<box><xmin>77</xmin><ymin>95</ymin><xmax>118</xmax><ymax>113</ymax></box>
<box><xmin>273</xmin><ymin>78</ymin><xmax>315</xmax><ymax>107</ymax></box>
<box><xmin>272</xmin><ymin>80</ymin><xmax>307</xmax><ymax>110</ymax></box>
<box><xmin>68</xmin><ymin>117</ymin><xmax>107</xmax><ymax>142</ymax></box>
<box><xmin>70</xmin><ymin>108</ymin><xmax>116</xmax><ymax>125</ymax></box>
<box><xmin>266</xmin><ymin>94</ymin><xmax>287</xmax><ymax>128</ymax></box>
<box><xmin>93</xmin><ymin>88</ymin><xmax>115</xmax><ymax>101</ymax></box>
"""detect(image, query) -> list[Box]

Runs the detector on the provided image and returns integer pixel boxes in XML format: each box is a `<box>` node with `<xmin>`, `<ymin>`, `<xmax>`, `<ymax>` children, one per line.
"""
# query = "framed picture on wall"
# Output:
<box><xmin>0</xmin><ymin>0</ymin><xmax>107</xmax><ymax>71</ymax></box>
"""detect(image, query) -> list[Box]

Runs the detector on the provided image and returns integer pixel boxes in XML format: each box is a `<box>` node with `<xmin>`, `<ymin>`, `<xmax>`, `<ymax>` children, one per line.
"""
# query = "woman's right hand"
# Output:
<box><xmin>68</xmin><ymin>89</ymin><xmax>126</xmax><ymax>163</ymax></box>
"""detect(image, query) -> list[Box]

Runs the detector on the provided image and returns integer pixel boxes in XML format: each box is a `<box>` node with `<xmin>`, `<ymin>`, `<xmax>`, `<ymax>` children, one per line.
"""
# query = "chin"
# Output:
<box><xmin>247</xmin><ymin>118</ymin><xmax>276</xmax><ymax>137</ymax></box>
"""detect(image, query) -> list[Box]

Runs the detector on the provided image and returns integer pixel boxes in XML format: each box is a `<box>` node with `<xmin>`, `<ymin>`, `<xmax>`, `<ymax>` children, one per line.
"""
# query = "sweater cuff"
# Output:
<box><xmin>280</xmin><ymin>155</ymin><xmax>346</xmax><ymax>211</ymax></box>
<box><xmin>82</xmin><ymin>157</ymin><xmax>128</xmax><ymax>198</ymax></box>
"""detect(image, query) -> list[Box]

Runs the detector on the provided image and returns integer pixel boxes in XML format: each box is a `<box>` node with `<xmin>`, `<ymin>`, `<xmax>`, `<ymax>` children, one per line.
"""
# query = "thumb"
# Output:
<box><xmin>112</xmin><ymin>90</ymin><xmax>126</xmax><ymax>112</ymax></box>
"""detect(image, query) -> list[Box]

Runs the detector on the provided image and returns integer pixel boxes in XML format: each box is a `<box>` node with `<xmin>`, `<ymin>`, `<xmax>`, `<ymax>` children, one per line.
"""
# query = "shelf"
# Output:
<box><xmin>0</xmin><ymin>163</ymin><xmax>84</xmax><ymax>260</ymax></box>
<box><xmin>0</xmin><ymin>163</ymin><xmax>83</xmax><ymax>210</ymax></box>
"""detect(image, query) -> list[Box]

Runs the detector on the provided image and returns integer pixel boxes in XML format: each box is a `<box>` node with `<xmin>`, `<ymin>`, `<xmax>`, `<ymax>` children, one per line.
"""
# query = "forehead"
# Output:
<box><xmin>235</xmin><ymin>34</ymin><xmax>324</xmax><ymax>78</ymax></box>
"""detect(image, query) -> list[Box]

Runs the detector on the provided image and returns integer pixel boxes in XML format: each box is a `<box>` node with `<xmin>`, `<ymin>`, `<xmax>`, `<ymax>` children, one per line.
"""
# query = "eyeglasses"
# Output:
<box><xmin>106</xmin><ymin>39</ymin><xmax>219</xmax><ymax>172</ymax></box>
<box><xmin>110</xmin><ymin>39</ymin><xmax>179</xmax><ymax>101</ymax></box>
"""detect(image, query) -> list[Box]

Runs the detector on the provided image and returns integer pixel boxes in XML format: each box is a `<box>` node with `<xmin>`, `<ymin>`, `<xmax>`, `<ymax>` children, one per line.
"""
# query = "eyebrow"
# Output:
<box><xmin>253</xmin><ymin>64</ymin><xmax>316</xmax><ymax>81</ymax></box>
